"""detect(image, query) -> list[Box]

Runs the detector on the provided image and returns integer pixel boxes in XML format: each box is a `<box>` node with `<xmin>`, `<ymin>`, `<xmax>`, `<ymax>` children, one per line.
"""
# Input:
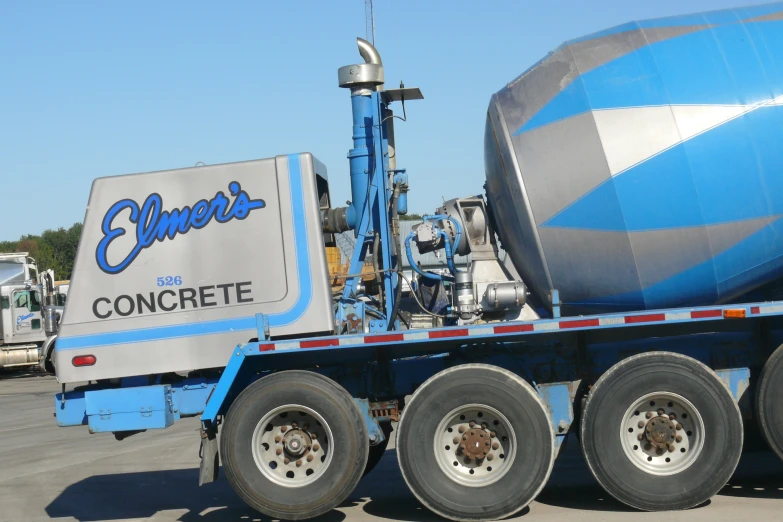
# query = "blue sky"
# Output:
<box><xmin>0</xmin><ymin>0</ymin><xmax>765</xmax><ymax>241</ymax></box>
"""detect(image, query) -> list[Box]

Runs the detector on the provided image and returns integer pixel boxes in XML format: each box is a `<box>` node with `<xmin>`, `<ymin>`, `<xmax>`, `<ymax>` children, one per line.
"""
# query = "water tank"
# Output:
<box><xmin>485</xmin><ymin>3</ymin><xmax>783</xmax><ymax>314</ymax></box>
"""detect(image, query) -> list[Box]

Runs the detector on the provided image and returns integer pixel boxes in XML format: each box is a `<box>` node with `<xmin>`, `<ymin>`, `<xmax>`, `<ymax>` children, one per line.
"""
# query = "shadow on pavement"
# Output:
<box><xmin>45</xmin><ymin>440</ymin><xmax>783</xmax><ymax>521</ymax></box>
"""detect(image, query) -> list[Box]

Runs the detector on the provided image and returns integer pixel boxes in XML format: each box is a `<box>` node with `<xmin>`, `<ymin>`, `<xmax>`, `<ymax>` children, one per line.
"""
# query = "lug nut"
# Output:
<box><xmin>675</xmin><ymin>435</ymin><xmax>682</xmax><ymax>443</ymax></box>
<box><xmin>460</xmin><ymin>443</ymin><xmax>466</xmax><ymax>449</ymax></box>
<box><xmin>458</xmin><ymin>426</ymin><xmax>466</xmax><ymax>434</ymax></box>
<box><xmin>296</xmin><ymin>460</ymin><xmax>302</xmax><ymax>467</ymax></box>
<box><xmin>638</xmin><ymin>421</ymin><xmax>645</xmax><ymax>428</ymax></box>
<box><xmin>481</xmin><ymin>423</ymin><xmax>488</xmax><ymax>429</ymax></box>
<box><xmin>656</xmin><ymin>448</ymin><xmax>664</xmax><ymax>456</ymax></box>
<box><xmin>469</xmin><ymin>430</ymin><xmax>475</xmax><ymax>436</ymax></box>
<box><xmin>284</xmin><ymin>458</ymin><xmax>290</xmax><ymax>464</ymax></box>
<box><xmin>281</xmin><ymin>426</ymin><xmax>288</xmax><ymax>433</ymax></box>
<box><xmin>274</xmin><ymin>436</ymin><xmax>281</xmax><ymax>443</ymax></box>
<box><xmin>492</xmin><ymin>442</ymin><xmax>499</xmax><ymax>450</ymax></box>
<box><xmin>453</xmin><ymin>437</ymin><xmax>460</xmax><ymax>444</ymax></box>
<box><xmin>490</xmin><ymin>431</ymin><xmax>496</xmax><ymax>438</ymax></box>
<box><xmin>463</xmin><ymin>435</ymin><xmax>468</xmax><ymax>441</ymax></box>
<box><xmin>485</xmin><ymin>441</ymin><xmax>490</xmax><ymax>447</ymax></box>
<box><xmin>312</xmin><ymin>444</ymin><xmax>320</xmax><ymax>452</ymax></box>
<box><xmin>669</xmin><ymin>423</ymin><xmax>675</xmax><ymax>430</ymax></box>
<box><xmin>637</xmin><ymin>433</ymin><xmax>644</xmax><ymax>441</ymax></box>
<box><xmin>307</xmin><ymin>454</ymin><xmax>313</xmax><ymax>462</ymax></box>
<box><xmin>469</xmin><ymin>421</ymin><xmax>476</xmax><ymax>428</ymax></box>
<box><xmin>487</xmin><ymin>453</ymin><xmax>494</xmax><ymax>461</ymax></box>
<box><xmin>644</xmin><ymin>443</ymin><xmax>652</xmax><ymax>451</ymax></box>
<box><xmin>669</xmin><ymin>413</ymin><xmax>676</xmax><ymax>420</ymax></box>
<box><xmin>668</xmin><ymin>445</ymin><xmax>675</xmax><ymax>453</ymax></box>
<box><xmin>676</xmin><ymin>423</ymin><xmax>682</xmax><ymax>431</ymax></box>
<box><xmin>646</xmin><ymin>412</ymin><xmax>653</xmax><ymax>419</ymax></box>
<box><xmin>292</xmin><ymin>422</ymin><xmax>298</xmax><ymax>428</ymax></box>
<box><xmin>276</xmin><ymin>448</ymin><xmax>283</xmax><ymax>456</ymax></box>
<box><xmin>311</xmin><ymin>433</ymin><xmax>317</xmax><ymax>439</ymax></box>
<box><xmin>657</xmin><ymin>409</ymin><xmax>665</xmax><ymax>416</ymax></box>
<box><xmin>479</xmin><ymin>432</ymin><xmax>485</xmax><ymax>438</ymax></box>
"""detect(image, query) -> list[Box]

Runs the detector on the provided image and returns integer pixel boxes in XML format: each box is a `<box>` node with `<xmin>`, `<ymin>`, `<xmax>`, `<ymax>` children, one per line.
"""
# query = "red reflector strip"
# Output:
<box><xmin>300</xmin><ymin>338</ymin><xmax>340</xmax><ymax>349</ymax></box>
<box><xmin>259</xmin><ymin>344</ymin><xmax>274</xmax><ymax>352</ymax></box>
<box><xmin>560</xmin><ymin>319</ymin><xmax>600</xmax><ymax>329</ymax></box>
<box><xmin>751</xmin><ymin>306</ymin><xmax>760</xmax><ymax>315</ymax></box>
<box><xmin>72</xmin><ymin>355</ymin><xmax>96</xmax><ymax>367</ymax></box>
<box><xmin>624</xmin><ymin>313</ymin><xmax>666</xmax><ymax>324</ymax></box>
<box><xmin>691</xmin><ymin>309</ymin><xmax>722</xmax><ymax>319</ymax></box>
<box><xmin>494</xmin><ymin>324</ymin><xmax>535</xmax><ymax>334</ymax></box>
<box><xmin>365</xmin><ymin>333</ymin><xmax>405</xmax><ymax>344</ymax></box>
<box><xmin>429</xmin><ymin>328</ymin><xmax>469</xmax><ymax>339</ymax></box>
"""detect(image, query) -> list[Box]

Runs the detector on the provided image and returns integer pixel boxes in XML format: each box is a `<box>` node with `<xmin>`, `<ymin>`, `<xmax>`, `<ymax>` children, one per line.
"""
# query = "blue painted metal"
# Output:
<box><xmin>353</xmin><ymin>398</ymin><xmax>386</xmax><ymax>444</ymax></box>
<box><xmin>56</xmin><ymin>153</ymin><xmax>313</xmax><ymax>351</ymax></box>
<box><xmin>339</xmin><ymin>89</ymin><xmax>399</xmax><ymax>329</ymax></box>
<box><xmin>536</xmin><ymin>382</ymin><xmax>574</xmax><ymax>449</ymax></box>
<box><xmin>54</xmin><ymin>391</ymin><xmax>88</xmax><ymax>427</ymax></box>
<box><xmin>393</xmin><ymin>170</ymin><xmax>408</xmax><ymax>215</ymax></box>
<box><xmin>84</xmin><ymin>385</ymin><xmax>175</xmax><ymax>433</ymax></box>
<box><xmin>715</xmin><ymin>367</ymin><xmax>751</xmax><ymax>417</ymax></box>
<box><xmin>201</xmin><ymin>346</ymin><xmax>247</xmax><ymax>428</ymax></box>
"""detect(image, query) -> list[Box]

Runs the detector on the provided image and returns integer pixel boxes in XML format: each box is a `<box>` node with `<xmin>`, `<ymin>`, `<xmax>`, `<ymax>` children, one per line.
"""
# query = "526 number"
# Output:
<box><xmin>157</xmin><ymin>276</ymin><xmax>183</xmax><ymax>287</ymax></box>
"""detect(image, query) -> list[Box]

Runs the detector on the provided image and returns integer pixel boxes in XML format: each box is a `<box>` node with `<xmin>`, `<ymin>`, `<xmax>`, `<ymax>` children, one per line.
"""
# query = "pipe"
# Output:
<box><xmin>405</xmin><ymin>232</ymin><xmax>453</xmax><ymax>282</ymax></box>
<box><xmin>357</xmin><ymin>37</ymin><xmax>382</xmax><ymax>65</ymax></box>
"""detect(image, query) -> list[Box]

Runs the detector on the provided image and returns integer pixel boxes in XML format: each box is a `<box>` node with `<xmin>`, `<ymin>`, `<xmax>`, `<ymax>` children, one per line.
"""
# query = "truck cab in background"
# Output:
<box><xmin>0</xmin><ymin>253</ymin><xmax>50</xmax><ymax>369</ymax></box>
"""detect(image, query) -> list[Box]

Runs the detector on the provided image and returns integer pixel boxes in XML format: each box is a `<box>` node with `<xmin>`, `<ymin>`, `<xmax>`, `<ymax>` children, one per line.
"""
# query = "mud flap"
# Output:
<box><xmin>199</xmin><ymin>432</ymin><xmax>219</xmax><ymax>485</ymax></box>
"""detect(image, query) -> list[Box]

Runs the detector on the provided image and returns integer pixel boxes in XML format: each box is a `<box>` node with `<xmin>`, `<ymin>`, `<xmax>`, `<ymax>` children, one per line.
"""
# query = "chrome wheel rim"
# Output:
<box><xmin>620</xmin><ymin>392</ymin><xmax>705</xmax><ymax>476</ymax></box>
<box><xmin>251</xmin><ymin>404</ymin><xmax>333</xmax><ymax>487</ymax></box>
<box><xmin>434</xmin><ymin>404</ymin><xmax>516</xmax><ymax>487</ymax></box>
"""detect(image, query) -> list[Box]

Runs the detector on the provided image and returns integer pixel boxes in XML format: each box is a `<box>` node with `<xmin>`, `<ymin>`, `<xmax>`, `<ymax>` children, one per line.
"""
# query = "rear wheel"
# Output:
<box><xmin>581</xmin><ymin>352</ymin><xmax>743</xmax><ymax>511</ymax></box>
<box><xmin>221</xmin><ymin>371</ymin><xmax>368</xmax><ymax>520</ymax></box>
<box><xmin>397</xmin><ymin>364</ymin><xmax>554</xmax><ymax>521</ymax></box>
<box><xmin>756</xmin><ymin>344</ymin><xmax>783</xmax><ymax>461</ymax></box>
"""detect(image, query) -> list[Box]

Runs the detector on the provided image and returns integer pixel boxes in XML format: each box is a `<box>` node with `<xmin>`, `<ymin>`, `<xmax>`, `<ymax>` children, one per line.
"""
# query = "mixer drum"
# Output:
<box><xmin>485</xmin><ymin>3</ymin><xmax>783</xmax><ymax>314</ymax></box>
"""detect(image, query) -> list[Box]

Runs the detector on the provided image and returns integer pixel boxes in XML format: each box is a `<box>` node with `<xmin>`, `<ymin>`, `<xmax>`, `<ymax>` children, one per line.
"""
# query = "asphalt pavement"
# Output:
<box><xmin>2</xmin><ymin>371</ymin><xmax>783</xmax><ymax>522</ymax></box>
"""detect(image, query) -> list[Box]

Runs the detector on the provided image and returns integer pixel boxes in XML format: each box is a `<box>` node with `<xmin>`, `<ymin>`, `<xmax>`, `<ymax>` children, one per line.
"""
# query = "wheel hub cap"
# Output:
<box><xmin>284</xmin><ymin>429</ymin><xmax>311</xmax><ymax>457</ymax></box>
<box><xmin>461</xmin><ymin>429</ymin><xmax>491</xmax><ymax>460</ymax></box>
<box><xmin>646</xmin><ymin>416</ymin><xmax>676</xmax><ymax>448</ymax></box>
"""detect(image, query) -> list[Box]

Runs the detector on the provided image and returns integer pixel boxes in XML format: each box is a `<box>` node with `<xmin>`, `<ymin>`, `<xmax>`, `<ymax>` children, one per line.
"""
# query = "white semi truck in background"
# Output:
<box><xmin>0</xmin><ymin>252</ymin><xmax>61</xmax><ymax>370</ymax></box>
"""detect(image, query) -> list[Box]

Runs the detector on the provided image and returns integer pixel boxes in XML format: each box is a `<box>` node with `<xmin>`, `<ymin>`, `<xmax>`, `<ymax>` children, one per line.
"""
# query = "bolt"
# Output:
<box><xmin>490</xmin><ymin>431</ymin><xmax>496</xmax><ymax>438</ymax></box>
<box><xmin>657</xmin><ymin>409</ymin><xmax>665</xmax><ymax>416</ymax></box>
<box><xmin>292</xmin><ymin>422</ymin><xmax>298</xmax><ymax>428</ymax></box>
<box><xmin>453</xmin><ymin>437</ymin><xmax>460</xmax><ymax>444</ymax></box>
<box><xmin>307</xmin><ymin>454</ymin><xmax>314</xmax><ymax>462</ymax></box>
<box><xmin>465</xmin><ymin>457</ymin><xmax>472</xmax><ymax>464</ymax></box>
<box><xmin>646</xmin><ymin>412</ymin><xmax>653</xmax><ymax>419</ymax></box>
<box><xmin>637</xmin><ymin>433</ymin><xmax>644</xmax><ymax>441</ymax></box>
<box><xmin>296</xmin><ymin>460</ymin><xmax>302</xmax><ymax>467</ymax></box>
<box><xmin>312</xmin><ymin>444</ymin><xmax>320</xmax><ymax>452</ymax></box>
<box><xmin>676</xmin><ymin>423</ymin><xmax>682</xmax><ymax>431</ymax></box>
<box><xmin>281</xmin><ymin>426</ymin><xmax>288</xmax><ymax>433</ymax></box>
<box><xmin>469</xmin><ymin>430</ymin><xmax>475</xmax><ymax>436</ymax></box>
<box><xmin>284</xmin><ymin>458</ymin><xmax>290</xmax><ymax>464</ymax></box>
<box><xmin>458</xmin><ymin>426</ymin><xmax>466</xmax><ymax>434</ymax></box>
<box><xmin>276</xmin><ymin>448</ymin><xmax>283</xmax><ymax>456</ymax></box>
<box><xmin>492</xmin><ymin>442</ymin><xmax>499</xmax><ymax>450</ymax></box>
<box><xmin>668</xmin><ymin>445</ymin><xmax>675</xmax><ymax>453</ymax></box>
<box><xmin>638</xmin><ymin>421</ymin><xmax>645</xmax><ymax>429</ymax></box>
<box><xmin>669</xmin><ymin>422</ymin><xmax>675</xmax><ymax>430</ymax></box>
<box><xmin>311</xmin><ymin>433</ymin><xmax>317</xmax><ymax>439</ymax></box>
<box><xmin>487</xmin><ymin>453</ymin><xmax>494</xmax><ymax>461</ymax></box>
<box><xmin>675</xmin><ymin>435</ymin><xmax>682</xmax><ymax>443</ymax></box>
<box><xmin>479</xmin><ymin>432</ymin><xmax>485</xmax><ymax>438</ymax></box>
<box><xmin>469</xmin><ymin>421</ymin><xmax>476</xmax><ymax>428</ymax></box>
<box><xmin>669</xmin><ymin>413</ymin><xmax>676</xmax><ymax>420</ymax></box>
<box><xmin>481</xmin><ymin>423</ymin><xmax>488</xmax><ymax>429</ymax></box>
<box><xmin>274</xmin><ymin>436</ymin><xmax>281</xmax><ymax>443</ymax></box>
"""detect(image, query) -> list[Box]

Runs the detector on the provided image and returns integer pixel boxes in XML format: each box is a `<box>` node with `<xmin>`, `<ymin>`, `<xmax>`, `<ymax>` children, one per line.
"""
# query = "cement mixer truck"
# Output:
<box><xmin>52</xmin><ymin>3</ymin><xmax>783</xmax><ymax>520</ymax></box>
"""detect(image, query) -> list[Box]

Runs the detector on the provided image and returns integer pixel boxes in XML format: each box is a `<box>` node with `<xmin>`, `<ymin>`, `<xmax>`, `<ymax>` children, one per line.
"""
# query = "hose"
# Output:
<box><xmin>404</xmin><ymin>231</ymin><xmax>453</xmax><ymax>282</ymax></box>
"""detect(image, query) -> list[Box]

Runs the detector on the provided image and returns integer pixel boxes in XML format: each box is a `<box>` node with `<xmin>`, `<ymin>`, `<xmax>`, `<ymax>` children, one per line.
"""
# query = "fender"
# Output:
<box><xmin>40</xmin><ymin>335</ymin><xmax>57</xmax><ymax>373</ymax></box>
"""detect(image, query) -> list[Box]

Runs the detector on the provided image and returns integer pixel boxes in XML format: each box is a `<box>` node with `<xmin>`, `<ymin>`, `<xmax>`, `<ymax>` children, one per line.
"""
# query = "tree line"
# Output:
<box><xmin>0</xmin><ymin>223</ymin><xmax>82</xmax><ymax>280</ymax></box>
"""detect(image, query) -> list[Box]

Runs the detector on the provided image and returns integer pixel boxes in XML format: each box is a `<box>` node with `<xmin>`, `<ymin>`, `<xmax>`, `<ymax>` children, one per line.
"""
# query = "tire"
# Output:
<box><xmin>581</xmin><ymin>352</ymin><xmax>743</xmax><ymax>511</ymax></box>
<box><xmin>220</xmin><ymin>371</ymin><xmax>368</xmax><ymax>520</ymax></box>
<box><xmin>756</xmin><ymin>343</ymin><xmax>783</xmax><ymax>461</ymax></box>
<box><xmin>397</xmin><ymin>364</ymin><xmax>555</xmax><ymax>521</ymax></box>
<box><xmin>363</xmin><ymin>421</ymin><xmax>392</xmax><ymax>476</ymax></box>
